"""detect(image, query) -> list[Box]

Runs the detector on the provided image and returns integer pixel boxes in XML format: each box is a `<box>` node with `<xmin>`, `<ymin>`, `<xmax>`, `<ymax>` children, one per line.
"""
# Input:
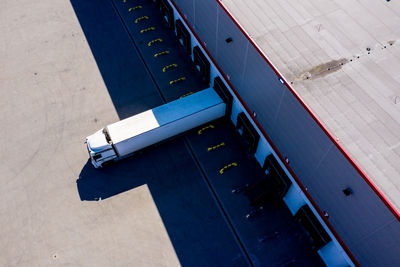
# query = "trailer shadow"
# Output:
<box><xmin>77</xmin><ymin>138</ymin><xmax>187</xmax><ymax>203</ymax></box>
<box><xmin>76</xmin><ymin>137</ymin><xmax>245</xmax><ymax>266</ymax></box>
<box><xmin>72</xmin><ymin>0</ymin><xmax>245</xmax><ymax>265</ymax></box>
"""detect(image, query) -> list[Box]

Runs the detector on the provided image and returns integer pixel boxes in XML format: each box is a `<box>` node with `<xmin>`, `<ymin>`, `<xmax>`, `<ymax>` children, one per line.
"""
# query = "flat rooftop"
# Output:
<box><xmin>222</xmin><ymin>0</ymin><xmax>400</xmax><ymax>211</ymax></box>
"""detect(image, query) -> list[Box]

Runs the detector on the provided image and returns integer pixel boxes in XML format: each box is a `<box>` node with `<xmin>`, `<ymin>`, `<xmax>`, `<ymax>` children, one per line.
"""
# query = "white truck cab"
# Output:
<box><xmin>85</xmin><ymin>128</ymin><xmax>117</xmax><ymax>168</ymax></box>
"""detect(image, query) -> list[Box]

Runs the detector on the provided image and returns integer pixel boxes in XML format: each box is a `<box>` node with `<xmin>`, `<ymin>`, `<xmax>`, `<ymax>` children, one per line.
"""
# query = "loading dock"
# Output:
<box><xmin>236</xmin><ymin>112</ymin><xmax>260</xmax><ymax>155</ymax></box>
<box><xmin>263</xmin><ymin>154</ymin><xmax>292</xmax><ymax>199</ymax></box>
<box><xmin>175</xmin><ymin>19</ymin><xmax>191</xmax><ymax>56</ymax></box>
<box><xmin>0</xmin><ymin>0</ymin><xmax>332</xmax><ymax>265</ymax></box>
<box><xmin>213</xmin><ymin>77</ymin><xmax>233</xmax><ymax>119</ymax></box>
<box><xmin>111</xmin><ymin>0</ymin><xmax>328</xmax><ymax>264</ymax></box>
<box><xmin>193</xmin><ymin>46</ymin><xmax>210</xmax><ymax>84</ymax></box>
<box><xmin>295</xmin><ymin>205</ymin><xmax>332</xmax><ymax>250</ymax></box>
<box><xmin>160</xmin><ymin>0</ymin><xmax>174</xmax><ymax>30</ymax></box>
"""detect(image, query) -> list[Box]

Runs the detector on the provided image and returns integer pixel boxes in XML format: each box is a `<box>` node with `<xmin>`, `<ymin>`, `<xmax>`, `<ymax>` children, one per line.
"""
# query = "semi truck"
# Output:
<box><xmin>85</xmin><ymin>88</ymin><xmax>226</xmax><ymax>168</ymax></box>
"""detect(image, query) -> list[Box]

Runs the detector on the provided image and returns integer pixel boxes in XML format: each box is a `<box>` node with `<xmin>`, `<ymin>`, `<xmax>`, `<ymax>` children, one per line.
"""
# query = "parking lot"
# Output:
<box><xmin>1</xmin><ymin>0</ymin><xmax>323</xmax><ymax>266</ymax></box>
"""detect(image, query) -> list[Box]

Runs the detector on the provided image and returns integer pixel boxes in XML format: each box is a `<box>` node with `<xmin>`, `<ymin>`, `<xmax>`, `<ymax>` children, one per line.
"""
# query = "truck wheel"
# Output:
<box><xmin>101</xmin><ymin>161</ymin><xmax>114</xmax><ymax>168</ymax></box>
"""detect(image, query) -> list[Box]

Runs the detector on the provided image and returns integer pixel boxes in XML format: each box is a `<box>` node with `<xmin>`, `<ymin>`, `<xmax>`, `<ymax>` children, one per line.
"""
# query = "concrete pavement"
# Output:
<box><xmin>0</xmin><ymin>0</ymin><xmax>244</xmax><ymax>265</ymax></box>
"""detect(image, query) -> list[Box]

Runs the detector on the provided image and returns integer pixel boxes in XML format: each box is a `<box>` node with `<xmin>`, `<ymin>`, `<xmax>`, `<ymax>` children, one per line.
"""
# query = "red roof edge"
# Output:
<box><xmin>169</xmin><ymin>0</ymin><xmax>400</xmax><ymax>265</ymax></box>
<box><xmin>214</xmin><ymin>1</ymin><xmax>399</xmax><ymax>221</ymax></box>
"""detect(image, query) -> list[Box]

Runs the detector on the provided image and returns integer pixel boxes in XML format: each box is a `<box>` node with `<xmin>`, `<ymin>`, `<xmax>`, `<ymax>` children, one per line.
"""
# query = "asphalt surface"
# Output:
<box><xmin>0</xmin><ymin>0</ymin><xmax>323</xmax><ymax>266</ymax></box>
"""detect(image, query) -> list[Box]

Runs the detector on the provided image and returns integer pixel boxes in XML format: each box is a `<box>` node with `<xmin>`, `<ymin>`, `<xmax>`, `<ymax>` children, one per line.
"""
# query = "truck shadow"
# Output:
<box><xmin>77</xmin><ymin>139</ymin><xmax>180</xmax><ymax>202</ymax></box>
<box><xmin>77</xmin><ymin>137</ymin><xmax>245</xmax><ymax>266</ymax></box>
<box><xmin>77</xmin><ymin>160</ymin><xmax>143</xmax><ymax>201</ymax></box>
<box><xmin>72</xmin><ymin>0</ymin><xmax>245</xmax><ymax>265</ymax></box>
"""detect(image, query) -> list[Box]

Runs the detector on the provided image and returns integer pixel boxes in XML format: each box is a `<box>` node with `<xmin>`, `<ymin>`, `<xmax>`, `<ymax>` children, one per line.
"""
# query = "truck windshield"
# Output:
<box><xmin>103</xmin><ymin>128</ymin><xmax>111</xmax><ymax>144</ymax></box>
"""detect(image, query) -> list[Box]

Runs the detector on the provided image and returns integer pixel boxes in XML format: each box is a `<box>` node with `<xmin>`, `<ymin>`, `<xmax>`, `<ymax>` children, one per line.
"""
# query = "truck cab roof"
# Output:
<box><xmin>86</xmin><ymin>129</ymin><xmax>111</xmax><ymax>153</ymax></box>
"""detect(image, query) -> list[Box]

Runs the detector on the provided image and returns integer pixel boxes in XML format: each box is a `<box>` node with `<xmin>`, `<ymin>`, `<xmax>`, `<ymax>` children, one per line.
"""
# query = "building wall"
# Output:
<box><xmin>173</xmin><ymin>0</ymin><xmax>400</xmax><ymax>266</ymax></box>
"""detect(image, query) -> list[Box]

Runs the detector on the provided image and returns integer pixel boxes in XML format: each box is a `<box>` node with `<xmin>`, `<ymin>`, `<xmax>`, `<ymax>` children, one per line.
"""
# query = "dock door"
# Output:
<box><xmin>295</xmin><ymin>205</ymin><xmax>331</xmax><ymax>250</ymax></box>
<box><xmin>236</xmin><ymin>112</ymin><xmax>260</xmax><ymax>155</ymax></box>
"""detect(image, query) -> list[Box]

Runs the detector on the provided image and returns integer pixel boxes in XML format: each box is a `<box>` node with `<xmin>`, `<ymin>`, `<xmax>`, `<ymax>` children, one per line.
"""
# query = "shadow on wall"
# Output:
<box><xmin>70</xmin><ymin>0</ymin><xmax>163</xmax><ymax>119</ymax></box>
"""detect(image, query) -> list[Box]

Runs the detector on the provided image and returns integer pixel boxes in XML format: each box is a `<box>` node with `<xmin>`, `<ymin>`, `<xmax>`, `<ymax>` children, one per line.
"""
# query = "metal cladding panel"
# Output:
<box><xmin>238</xmin><ymin>44</ymin><xmax>286</xmax><ymax>133</ymax></box>
<box><xmin>215</xmin><ymin>6</ymin><xmax>248</xmax><ymax>89</ymax></box>
<box><xmin>354</xmin><ymin>220</ymin><xmax>400</xmax><ymax>267</ymax></box>
<box><xmin>308</xmin><ymin>144</ymin><xmax>396</xmax><ymax>245</ymax></box>
<box><xmin>174</xmin><ymin>0</ymin><xmax>194</xmax><ymax>25</ymax></box>
<box><xmin>271</xmin><ymin>89</ymin><xmax>398</xmax><ymax>265</ymax></box>
<box><xmin>172</xmin><ymin>0</ymin><xmax>400</xmax><ymax>265</ymax></box>
<box><xmin>193</xmin><ymin>0</ymin><xmax>218</xmax><ymax>55</ymax></box>
<box><xmin>271</xmin><ymin>91</ymin><xmax>333</xmax><ymax>180</ymax></box>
